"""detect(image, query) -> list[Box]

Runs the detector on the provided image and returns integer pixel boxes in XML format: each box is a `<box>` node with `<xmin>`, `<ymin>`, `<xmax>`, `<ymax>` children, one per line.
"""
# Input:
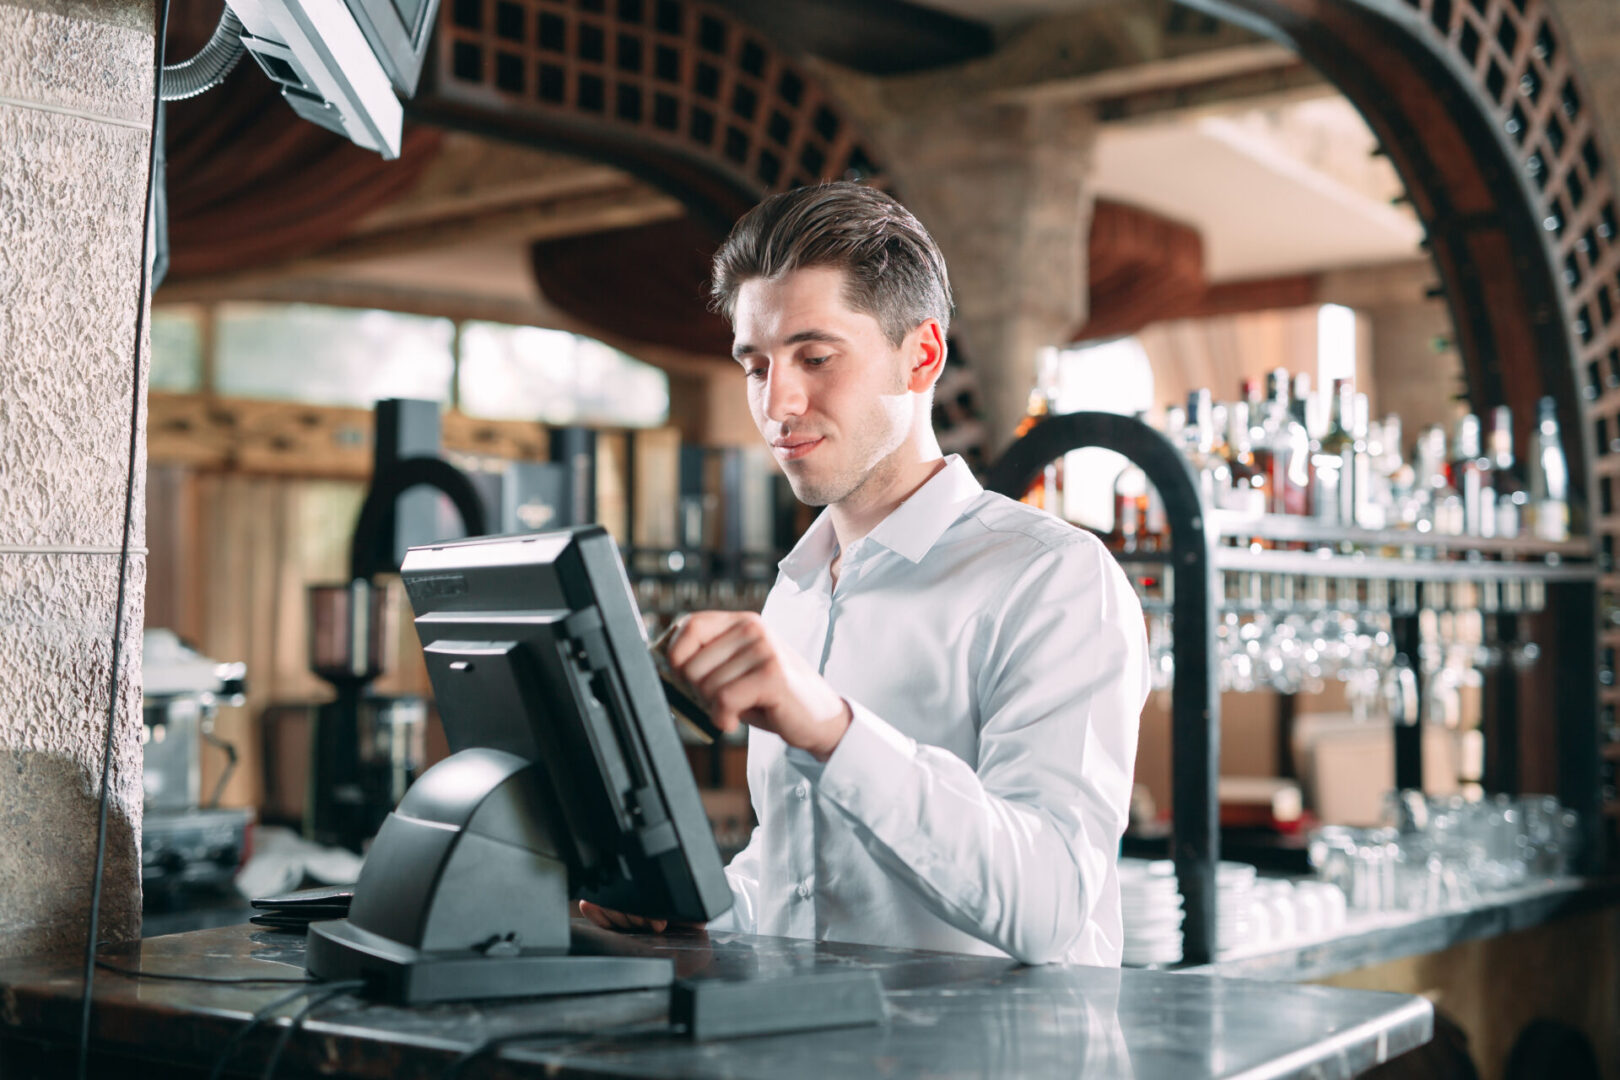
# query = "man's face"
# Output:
<box><xmin>732</xmin><ymin>267</ymin><xmax>917</xmax><ymax>507</ymax></box>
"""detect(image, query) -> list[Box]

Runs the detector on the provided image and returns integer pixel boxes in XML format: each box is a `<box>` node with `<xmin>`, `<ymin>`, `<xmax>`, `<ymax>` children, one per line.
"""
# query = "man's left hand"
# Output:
<box><xmin>660</xmin><ymin>611</ymin><xmax>851</xmax><ymax>761</ymax></box>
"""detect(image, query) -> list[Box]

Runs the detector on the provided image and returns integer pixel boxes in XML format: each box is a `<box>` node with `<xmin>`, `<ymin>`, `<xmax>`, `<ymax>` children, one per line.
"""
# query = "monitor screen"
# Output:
<box><xmin>344</xmin><ymin>0</ymin><xmax>439</xmax><ymax>95</ymax></box>
<box><xmin>399</xmin><ymin>526</ymin><xmax>733</xmax><ymax>924</ymax></box>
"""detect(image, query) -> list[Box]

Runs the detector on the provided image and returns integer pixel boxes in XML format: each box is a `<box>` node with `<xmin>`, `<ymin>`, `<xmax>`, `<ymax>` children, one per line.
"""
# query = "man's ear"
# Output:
<box><xmin>907</xmin><ymin>319</ymin><xmax>947</xmax><ymax>394</ymax></box>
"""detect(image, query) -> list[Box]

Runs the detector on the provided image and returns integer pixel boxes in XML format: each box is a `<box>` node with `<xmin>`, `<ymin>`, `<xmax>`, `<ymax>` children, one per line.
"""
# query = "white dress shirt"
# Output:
<box><xmin>705</xmin><ymin>454</ymin><xmax>1148</xmax><ymax>966</ymax></box>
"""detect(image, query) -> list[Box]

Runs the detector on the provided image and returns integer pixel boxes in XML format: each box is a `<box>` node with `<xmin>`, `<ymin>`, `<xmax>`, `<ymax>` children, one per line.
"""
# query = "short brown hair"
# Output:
<box><xmin>709</xmin><ymin>182</ymin><xmax>952</xmax><ymax>346</ymax></box>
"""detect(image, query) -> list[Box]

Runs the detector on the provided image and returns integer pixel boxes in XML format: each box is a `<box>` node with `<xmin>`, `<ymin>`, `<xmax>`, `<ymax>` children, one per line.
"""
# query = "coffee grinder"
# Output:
<box><xmin>304</xmin><ymin>400</ymin><xmax>488</xmax><ymax>851</ymax></box>
<box><xmin>304</xmin><ymin>578</ymin><xmax>428</xmax><ymax>851</ymax></box>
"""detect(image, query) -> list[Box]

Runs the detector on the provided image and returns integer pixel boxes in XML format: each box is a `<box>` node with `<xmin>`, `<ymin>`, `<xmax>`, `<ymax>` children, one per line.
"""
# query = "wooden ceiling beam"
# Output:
<box><xmin>303</xmin><ymin>183</ymin><xmax>686</xmax><ymax>268</ymax></box>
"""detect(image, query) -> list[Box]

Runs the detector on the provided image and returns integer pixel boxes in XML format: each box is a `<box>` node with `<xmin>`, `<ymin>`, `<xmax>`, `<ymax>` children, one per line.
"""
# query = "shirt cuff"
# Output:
<box><xmin>788</xmin><ymin>698</ymin><xmax>918</xmax><ymax>803</ymax></box>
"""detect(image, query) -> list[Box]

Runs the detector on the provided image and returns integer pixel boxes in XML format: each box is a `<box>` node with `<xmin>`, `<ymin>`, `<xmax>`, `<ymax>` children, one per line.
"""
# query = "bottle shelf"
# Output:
<box><xmin>986</xmin><ymin>408</ymin><xmax>1603</xmax><ymax>967</ymax></box>
<box><xmin>1210</xmin><ymin>546</ymin><xmax>1598</xmax><ymax>583</ymax></box>
<box><xmin>1205</xmin><ymin>509</ymin><xmax>1592</xmax><ymax>559</ymax></box>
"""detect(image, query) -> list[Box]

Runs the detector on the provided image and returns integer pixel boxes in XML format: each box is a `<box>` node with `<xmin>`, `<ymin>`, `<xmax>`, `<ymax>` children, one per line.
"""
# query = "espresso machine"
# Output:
<box><xmin>140</xmin><ymin>629</ymin><xmax>253</xmax><ymax>899</ymax></box>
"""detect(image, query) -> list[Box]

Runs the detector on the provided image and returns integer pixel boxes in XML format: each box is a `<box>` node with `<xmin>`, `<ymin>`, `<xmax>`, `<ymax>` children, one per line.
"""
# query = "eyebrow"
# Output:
<box><xmin>732</xmin><ymin>328</ymin><xmax>847</xmax><ymax>361</ymax></box>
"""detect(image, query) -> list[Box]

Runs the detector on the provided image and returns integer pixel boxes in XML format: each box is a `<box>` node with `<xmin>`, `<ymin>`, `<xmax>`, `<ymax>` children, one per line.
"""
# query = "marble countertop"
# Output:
<box><xmin>0</xmin><ymin>922</ymin><xmax>1432</xmax><ymax>1079</ymax></box>
<box><xmin>1187</xmin><ymin>875</ymin><xmax>1620</xmax><ymax>981</ymax></box>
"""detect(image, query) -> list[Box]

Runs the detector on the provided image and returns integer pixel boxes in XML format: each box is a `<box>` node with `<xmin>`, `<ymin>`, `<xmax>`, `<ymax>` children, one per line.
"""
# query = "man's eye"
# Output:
<box><xmin>745</xmin><ymin>367</ymin><xmax>767</xmax><ymax>380</ymax></box>
<box><xmin>803</xmin><ymin>355</ymin><xmax>832</xmax><ymax>367</ymax></box>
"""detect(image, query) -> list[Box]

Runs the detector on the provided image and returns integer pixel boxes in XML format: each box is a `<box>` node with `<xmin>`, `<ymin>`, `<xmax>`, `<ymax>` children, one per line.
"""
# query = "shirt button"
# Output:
<box><xmin>796</xmin><ymin>880</ymin><xmax>813</xmax><ymax>900</ymax></box>
<box><xmin>795</xmin><ymin>781</ymin><xmax>810</xmax><ymax>800</ymax></box>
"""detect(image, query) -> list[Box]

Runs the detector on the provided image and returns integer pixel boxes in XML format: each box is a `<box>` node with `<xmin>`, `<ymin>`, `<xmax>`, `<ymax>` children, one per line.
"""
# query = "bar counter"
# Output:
<box><xmin>0</xmin><ymin>922</ymin><xmax>1431</xmax><ymax>1079</ymax></box>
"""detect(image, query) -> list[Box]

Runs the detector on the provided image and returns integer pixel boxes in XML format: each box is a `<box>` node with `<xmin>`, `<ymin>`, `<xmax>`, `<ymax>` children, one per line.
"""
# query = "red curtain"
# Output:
<box><xmin>161</xmin><ymin>0</ymin><xmax>442</xmax><ymax>281</ymax></box>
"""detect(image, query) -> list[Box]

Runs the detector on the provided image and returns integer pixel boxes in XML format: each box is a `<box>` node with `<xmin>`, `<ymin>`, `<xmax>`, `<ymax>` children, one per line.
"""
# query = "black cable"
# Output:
<box><xmin>205</xmin><ymin>982</ymin><xmax>336</xmax><ymax>1080</ymax></box>
<box><xmin>259</xmin><ymin>981</ymin><xmax>363</xmax><ymax>1080</ymax></box>
<box><xmin>93</xmin><ymin>957</ymin><xmax>315</xmax><ymax>986</ymax></box>
<box><xmin>440</xmin><ymin>1019</ymin><xmax>679</xmax><ymax>1080</ymax></box>
<box><xmin>76</xmin><ymin>2</ymin><xmax>170</xmax><ymax>1077</ymax></box>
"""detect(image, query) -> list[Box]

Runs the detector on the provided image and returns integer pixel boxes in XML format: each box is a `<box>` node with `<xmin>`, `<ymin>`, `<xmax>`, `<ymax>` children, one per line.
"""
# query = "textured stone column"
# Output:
<box><xmin>0</xmin><ymin>0</ymin><xmax>155</xmax><ymax>957</ymax></box>
<box><xmin>858</xmin><ymin>99</ymin><xmax>1096</xmax><ymax>453</ymax></box>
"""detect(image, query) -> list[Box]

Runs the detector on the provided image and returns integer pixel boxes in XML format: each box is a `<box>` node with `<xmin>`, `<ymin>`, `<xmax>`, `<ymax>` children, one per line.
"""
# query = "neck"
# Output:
<box><xmin>828</xmin><ymin>431</ymin><xmax>946</xmax><ymax>549</ymax></box>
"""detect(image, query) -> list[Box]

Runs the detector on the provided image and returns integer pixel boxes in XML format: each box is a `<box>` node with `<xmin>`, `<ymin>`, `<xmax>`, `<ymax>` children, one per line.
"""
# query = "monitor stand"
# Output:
<box><xmin>304</xmin><ymin>748</ymin><xmax>674</xmax><ymax>1004</ymax></box>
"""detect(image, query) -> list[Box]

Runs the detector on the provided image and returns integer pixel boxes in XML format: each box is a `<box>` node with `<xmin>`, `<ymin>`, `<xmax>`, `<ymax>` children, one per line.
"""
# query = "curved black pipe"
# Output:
<box><xmin>349</xmin><ymin>456</ymin><xmax>489</xmax><ymax>581</ymax></box>
<box><xmin>985</xmin><ymin>411</ymin><xmax>1221</xmax><ymax>964</ymax></box>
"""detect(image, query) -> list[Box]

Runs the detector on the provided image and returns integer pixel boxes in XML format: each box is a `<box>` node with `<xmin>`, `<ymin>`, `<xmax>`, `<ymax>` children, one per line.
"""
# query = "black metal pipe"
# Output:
<box><xmin>987</xmin><ymin>411</ymin><xmax>1219</xmax><ymax>963</ymax></box>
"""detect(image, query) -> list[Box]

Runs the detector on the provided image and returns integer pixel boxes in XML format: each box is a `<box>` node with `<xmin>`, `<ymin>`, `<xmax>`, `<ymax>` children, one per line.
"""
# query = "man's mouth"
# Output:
<box><xmin>772</xmin><ymin>437</ymin><xmax>824</xmax><ymax>462</ymax></box>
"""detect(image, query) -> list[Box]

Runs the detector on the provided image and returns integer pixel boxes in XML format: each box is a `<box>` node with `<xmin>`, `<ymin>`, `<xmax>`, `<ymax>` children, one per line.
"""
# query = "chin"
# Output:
<box><xmin>783</xmin><ymin>469</ymin><xmax>847</xmax><ymax>508</ymax></box>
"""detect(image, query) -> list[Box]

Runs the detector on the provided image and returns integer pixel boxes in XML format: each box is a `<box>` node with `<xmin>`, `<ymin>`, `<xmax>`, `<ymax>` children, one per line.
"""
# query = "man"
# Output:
<box><xmin>581</xmin><ymin>181</ymin><xmax>1148</xmax><ymax>966</ymax></box>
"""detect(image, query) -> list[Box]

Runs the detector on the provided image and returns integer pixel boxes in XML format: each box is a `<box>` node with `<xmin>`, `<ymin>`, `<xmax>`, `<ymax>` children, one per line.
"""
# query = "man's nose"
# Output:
<box><xmin>764</xmin><ymin>366</ymin><xmax>808</xmax><ymax>422</ymax></box>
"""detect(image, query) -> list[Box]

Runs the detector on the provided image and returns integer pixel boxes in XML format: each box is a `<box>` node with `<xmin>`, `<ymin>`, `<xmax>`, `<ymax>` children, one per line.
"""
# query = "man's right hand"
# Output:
<box><xmin>578</xmin><ymin>899</ymin><xmax>704</xmax><ymax>933</ymax></box>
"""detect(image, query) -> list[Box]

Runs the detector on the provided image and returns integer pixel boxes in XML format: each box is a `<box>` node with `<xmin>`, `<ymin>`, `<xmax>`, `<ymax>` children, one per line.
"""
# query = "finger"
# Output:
<box><xmin>601</xmin><ymin>907</ymin><xmax>635</xmax><ymax>930</ymax></box>
<box><xmin>578</xmin><ymin>900</ymin><xmax>612</xmax><ymax>929</ymax></box>
<box><xmin>695</xmin><ymin>644</ymin><xmax>771</xmax><ymax>704</ymax></box>
<box><xmin>680</xmin><ymin>620</ymin><xmax>765</xmax><ymax>689</ymax></box>
<box><xmin>710</xmin><ymin>667</ymin><xmax>771</xmax><ymax>734</ymax></box>
<box><xmin>666</xmin><ymin>611</ymin><xmax>750</xmax><ymax>668</ymax></box>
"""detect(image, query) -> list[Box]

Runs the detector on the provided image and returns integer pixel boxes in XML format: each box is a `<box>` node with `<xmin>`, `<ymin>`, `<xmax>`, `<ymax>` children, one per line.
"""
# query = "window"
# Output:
<box><xmin>149</xmin><ymin>306</ymin><xmax>203</xmax><ymax>392</ymax></box>
<box><xmin>457</xmin><ymin>321</ymin><xmax>669</xmax><ymax>426</ymax></box>
<box><xmin>150</xmin><ymin>303</ymin><xmax>670</xmax><ymax>429</ymax></box>
<box><xmin>1053</xmin><ymin>337</ymin><xmax>1156</xmax><ymax>530</ymax></box>
<box><xmin>215</xmin><ymin>303</ymin><xmax>455</xmax><ymax>406</ymax></box>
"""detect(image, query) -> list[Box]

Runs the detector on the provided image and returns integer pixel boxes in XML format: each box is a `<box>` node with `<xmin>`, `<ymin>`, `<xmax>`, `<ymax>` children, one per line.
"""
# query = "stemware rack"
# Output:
<box><xmin>986</xmin><ymin>411</ymin><xmax>1604</xmax><ymax>964</ymax></box>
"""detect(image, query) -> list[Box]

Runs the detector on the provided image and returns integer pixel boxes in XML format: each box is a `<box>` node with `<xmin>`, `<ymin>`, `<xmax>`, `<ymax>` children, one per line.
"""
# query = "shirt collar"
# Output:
<box><xmin>776</xmin><ymin>455</ymin><xmax>982</xmax><ymax>585</ymax></box>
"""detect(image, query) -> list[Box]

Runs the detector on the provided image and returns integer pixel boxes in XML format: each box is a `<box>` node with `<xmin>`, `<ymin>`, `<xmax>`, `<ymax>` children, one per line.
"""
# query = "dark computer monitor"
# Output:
<box><xmin>345</xmin><ymin>0</ymin><xmax>440</xmax><ymax>95</ymax></box>
<box><xmin>305</xmin><ymin>526</ymin><xmax>733</xmax><ymax>1003</ymax></box>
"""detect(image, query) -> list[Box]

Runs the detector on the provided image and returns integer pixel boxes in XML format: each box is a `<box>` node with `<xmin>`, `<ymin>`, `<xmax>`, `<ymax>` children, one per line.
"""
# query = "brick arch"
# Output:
<box><xmin>1190</xmin><ymin>0</ymin><xmax>1610</xmax><ymax>519</ymax></box>
<box><xmin>410</xmin><ymin>0</ymin><xmax>884</xmax><ymax>230</ymax></box>
<box><xmin>1186</xmin><ymin>0</ymin><xmax>1607</xmax><ymax>811</ymax></box>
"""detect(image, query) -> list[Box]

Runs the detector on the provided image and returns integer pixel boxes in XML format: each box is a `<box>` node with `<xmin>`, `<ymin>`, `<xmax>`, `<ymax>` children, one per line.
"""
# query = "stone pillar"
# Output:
<box><xmin>0</xmin><ymin>0</ymin><xmax>155</xmax><ymax>957</ymax></box>
<box><xmin>828</xmin><ymin>80</ymin><xmax>1098</xmax><ymax>453</ymax></box>
<box><xmin>883</xmin><ymin>102</ymin><xmax>1096</xmax><ymax>452</ymax></box>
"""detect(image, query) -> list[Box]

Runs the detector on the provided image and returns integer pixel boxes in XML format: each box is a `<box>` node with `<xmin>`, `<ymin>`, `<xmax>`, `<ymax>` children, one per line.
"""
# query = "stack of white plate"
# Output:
<box><xmin>1119</xmin><ymin>858</ymin><xmax>1184</xmax><ymax>966</ymax></box>
<box><xmin>1215</xmin><ymin>861</ymin><xmax>1258</xmax><ymax>956</ymax></box>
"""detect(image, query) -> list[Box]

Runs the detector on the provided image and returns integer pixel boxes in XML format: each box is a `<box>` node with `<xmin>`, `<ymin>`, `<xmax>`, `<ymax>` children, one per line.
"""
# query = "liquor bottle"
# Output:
<box><xmin>1361</xmin><ymin>412</ymin><xmax>1390</xmax><ymax>530</ymax></box>
<box><xmin>1253</xmin><ymin>369</ymin><xmax>1286</xmax><ymax>512</ymax></box>
<box><xmin>1526</xmin><ymin>396</ymin><xmax>1570</xmax><ymax>542</ymax></box>
<box><xmin>1113</xmin><ymin>412</ymin><xmax>1151</xmax><ymax>552</ymax></box>
<box><xmin>1113</xmin><ymin>461</ymin><xmax>1149</xmax><ymax>552</ymax></box>
<box><xmin>1378</xmin><ymin>414</ymin><xmax>1417</xmax><ymax>528</ymax></box>
<box><xmin>1416</xmin><ymin>424</ymin><xmax>1464</xmax><ymax>534</ymax></box>
<box><xmin>1209</xmin><ymin>402</ymin><xmax>1231</xmax><ymax>464</ymax></box>
<box><xmin>1186</xmin><ymin>389</ymin><xmax>1231</xmax><ymax>508</ymax></box>
<box><xmin>1241</xmin><ymin>377</ymin><xmax>1264</xmax><ymax>419</ymax></box>
<box><xmin>1142</xmin><ymin>408</ymin><xmax>1182</xmax><ymax>551</ymax></box>
<box><xmin>1447</xmin><ymin>412</ymin><xmax>1492</xmax><ymax>537</ymax></box>
<box><xmin>1015</xmin><ymin>348</ymin><xmax>1062</xmax><ymax>511</ymax></box>
<box><xmin>1347</xmin><ymin>393</ymin><xmax>1375</xmax><ymax>528</ymax></box>
<box><xmin>1487</xmin><ymin>405</ymin><xmax>1527</xmax><ymax>539</ymax></box>
<box><xmin>1222</xmin><ymin>401</ymin><xmax>1268</xmax><ymax>515</ymax></box>
<box><xmin>1312</xmin><ymin>379</ymin><xmax>1355</xmax><ymax>525</ymax></box>
<box><xmin>1278</xmin><ymin>374</ymin><xmax>1314</xmax><ymax>516</ymax></box>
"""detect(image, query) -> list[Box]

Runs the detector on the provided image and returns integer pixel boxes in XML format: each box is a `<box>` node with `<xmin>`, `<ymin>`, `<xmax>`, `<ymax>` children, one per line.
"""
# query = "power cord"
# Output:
<box><xmin>204</xmin><ymin>981</ymin><xmax>357</xmax><ymax>1080</ymax></box>
<box><xmin>93</xmin><ymin>953</ymin><xmax>315</xmax><ymax>986</ymax></box>
<box><xmin>75</xmin><ymin>1</ymin><xmax>171</xmax><ymax>1077</ymax></box>
<box><xmin>258</xmin><ymin>980</ymin><xmax>364</xmax><ymax>1080</ymax></box>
